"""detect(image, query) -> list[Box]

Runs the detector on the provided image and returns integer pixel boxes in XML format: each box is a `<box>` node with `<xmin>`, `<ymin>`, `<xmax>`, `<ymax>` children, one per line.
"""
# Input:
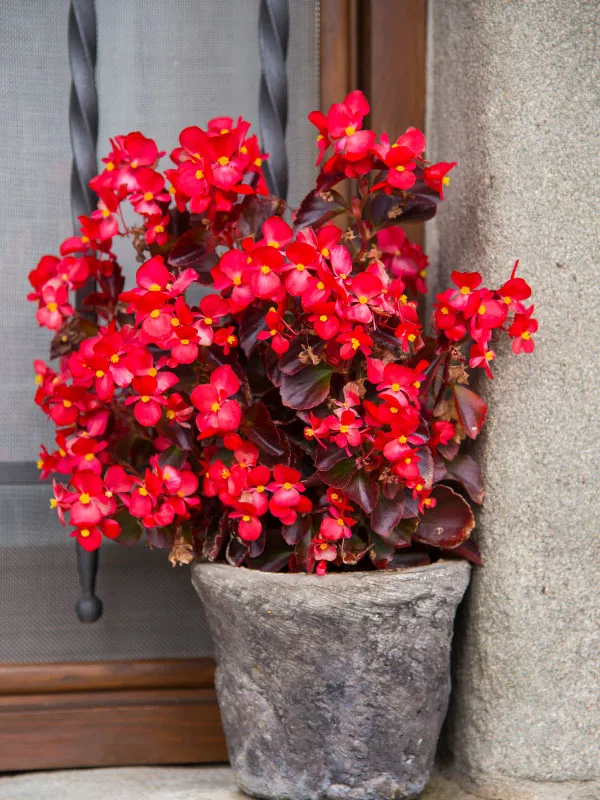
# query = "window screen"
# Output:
<box><xmin>0</xmin><ymin>0</ymin><xmax>319</xmax><ymax>663</ymax></box>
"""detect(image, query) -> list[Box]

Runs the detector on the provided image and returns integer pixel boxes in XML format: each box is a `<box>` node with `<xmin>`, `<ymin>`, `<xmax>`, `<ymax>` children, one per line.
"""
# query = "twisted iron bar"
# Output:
<box><xmin>68</xmin><ymin>0</ymin><xmax>102</xmax><ymax>623</ymax></box>
<box><xmin>258</xmin><ymin>0</ymin><xmax>290</xmax><ymax>200</ymax></box>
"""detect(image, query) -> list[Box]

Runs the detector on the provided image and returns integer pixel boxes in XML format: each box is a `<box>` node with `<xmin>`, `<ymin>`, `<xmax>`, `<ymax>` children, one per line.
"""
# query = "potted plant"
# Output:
<box><xmin>29</xmin><ymin>90</ymin><xmax>536</xmax><ymax>799</ymax></box>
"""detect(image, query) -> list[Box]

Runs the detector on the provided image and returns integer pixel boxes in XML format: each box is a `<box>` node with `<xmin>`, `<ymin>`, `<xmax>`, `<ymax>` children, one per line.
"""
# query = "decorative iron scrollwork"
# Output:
<box><xmin>258</xmin><ymin>0</ymin><xmax>290</xmax><ymax>200</ymax></box>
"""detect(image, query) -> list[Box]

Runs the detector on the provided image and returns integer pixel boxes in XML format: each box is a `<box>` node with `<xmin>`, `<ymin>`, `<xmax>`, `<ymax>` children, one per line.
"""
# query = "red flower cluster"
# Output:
<box><xmin>30</xmin><ymin>93</ymin><xmax>536</xmax><ymax>571</ymax></box>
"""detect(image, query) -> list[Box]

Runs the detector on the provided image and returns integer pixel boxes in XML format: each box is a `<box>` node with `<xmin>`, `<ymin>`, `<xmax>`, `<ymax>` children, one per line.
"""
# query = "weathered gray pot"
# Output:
<box><xmin>191</xmin><ymin>560</ymin><xmax>470</xmax><ymax>800</ymax></box>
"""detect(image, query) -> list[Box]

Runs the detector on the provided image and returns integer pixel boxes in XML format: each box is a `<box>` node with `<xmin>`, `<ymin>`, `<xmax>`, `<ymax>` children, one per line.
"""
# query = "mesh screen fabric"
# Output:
<box><xmin>0</xmin><ymin>0</ymin><xmax>319</xmax><ymax>663</ymax></box>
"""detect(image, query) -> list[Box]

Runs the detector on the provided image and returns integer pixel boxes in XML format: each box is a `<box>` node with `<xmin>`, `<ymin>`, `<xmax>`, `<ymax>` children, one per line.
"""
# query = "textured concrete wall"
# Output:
<box><xmin>426</xmin><ymin>0</ymin><xmax>600</xmax><ymax>792</ymax></box>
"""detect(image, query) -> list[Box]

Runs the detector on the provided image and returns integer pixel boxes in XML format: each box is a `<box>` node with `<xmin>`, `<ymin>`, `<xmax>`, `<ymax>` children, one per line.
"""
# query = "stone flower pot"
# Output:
<box><xmin>192</xmin><ymin>560</ymin><xmax>470</xmax><ymax>800</ymax></box>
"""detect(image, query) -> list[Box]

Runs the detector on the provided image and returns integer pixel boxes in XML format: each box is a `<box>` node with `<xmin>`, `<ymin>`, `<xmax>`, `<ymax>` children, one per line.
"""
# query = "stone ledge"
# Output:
<box><xmin>0</xmin><ymin>766</ymin><xmax>597</xmax><ymax>800</ymax></box>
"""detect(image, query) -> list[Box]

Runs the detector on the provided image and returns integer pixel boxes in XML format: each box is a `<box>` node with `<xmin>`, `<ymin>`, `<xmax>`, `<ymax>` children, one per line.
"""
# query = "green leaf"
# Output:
<box><xmin>414</xmin><ymin>486</ymin><xmax>475</xmax><ymax>549</ymax></box>
<box><xmin>280</xmin><ymin>365</ymin><xmax>333</xmax><ymax>410</ymax></box>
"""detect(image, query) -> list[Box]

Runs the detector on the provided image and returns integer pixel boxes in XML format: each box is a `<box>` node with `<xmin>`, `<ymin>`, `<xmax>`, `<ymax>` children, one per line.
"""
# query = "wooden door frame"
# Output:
<box><xmin>0</xmin><ymin>1</ymin><xmax>427</xmax><ymax>772</ymax></box>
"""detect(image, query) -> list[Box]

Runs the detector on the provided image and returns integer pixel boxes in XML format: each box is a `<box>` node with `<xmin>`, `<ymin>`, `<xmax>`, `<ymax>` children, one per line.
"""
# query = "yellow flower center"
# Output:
<box><xmin>106</xmin><ymin>162</ymin><xmax>115</xmax><ymax>171</ymax></box>
<box><xmin>485</xmin><ymin>351</ymin><xmax>494</xmax><ymax>361</ymax></box>
<box><xmin>321</xmin><ymin>248</ymin><xmax>330</xmax><ymax>258</ymax></box>
<box><xmin>148</xmin><ymin>368</ymin><xmax>157</xmax><ymax>377</ymax></box>
<box><xmin>233</xmin><ymin>275</ymin><xmax>242</xmax><ymax>285</ymax></box>
<box><xmin>416</xmin><ymin>483</ymin><xmax>424</xmax><ymax>492</ymax></box>
<box><xmin>166</xmin><ymin>410</ymin><xmax>176</xmax><ymax>419</ymax></box>
<box><xmin>256</xmin><ymin>485</ymin><xmax>265</xmax><ymax>493</ymax></box>
<box><xmin>211</xmin><ymin>402</ymin><xmax>220</xmax><ymax>412</ymax></box>
<box><xmin>413</xmin><ymin>381</ymin><xmax>421</xmax><ymax>388</ymax></box>
<box><xmin>143</xmin><ymin>192</ymin><xmax>153</xmax><ymax>201</ymax></box>
<box><xmin>221</xmin><ymin>468</ymin><xmax>230</xmax><ymax>479</ymax></box>
<box><xmin>171</xmin><ymin>317</ymin><xmax>180</xmax><ymax>327</ymax></box>
<box><xmin>101</xmin><ymin>208</ymin><xmax>111</xmax><ymax>218</ymax></box>
<box><xmin>270</xmin><ymin>329</ymin><xmax>278</xmax><ymax>336</ymax></box>
<box><xmin>195</xmin><ymin>169</ymin><xmax>204</xmax><ymax>180</ymax></box>
<box><xmin>305</xmin><ymin>428</ymin><xmax>314</xmax><ymax>437</ymax></box>
<box><xmin>460</xmin><ymin>286</ymin><xmax>470</xmax><ymax>295</ymax></box>
<box><xmin>317</xmin><ymin>281</ymin><xmax>325</xmax><ymax>290</ymax></box>
<box><xmin>47</xmin><ymin>302</ymin><xmax>58</xmax><ymax>313</ymax></box>
<box><xmin>419</xmin><ymin>269</ymin><xmax>427</xmax><ymax>278</ymax></box>
<box><xmin>139</xmin><ymin>487</ymin><xmax>148</xmax><ymax>496</ymax></box>
<box><xmin>395</xmin><ymin>165</ymin><xmax>405</xmax><ymax>173</ymax></box>
<box><xmin>204</xmin><ymin>317</ymin><xmax>213</xmax><ymax>325</ymax></box>
<box><xmin>405</xmin><ymin>457</ymin><xmax>412</xmax><ymax>464</ymax></box>
<box><xmin>296</xmin><ymin>263</ymin><xmax>305</xmax><ymax>272</ymax></box>
<box><xmin>283</xmin><ymin>482</ymin><xmax>293</xmax><ymax>491</ymax></box>
<box><xmin>351</xmin><ymin>338</ymin><xmax>360</xmax><ymax>350</ymax></box>
<box><xmin>339</xmin><ymin>425</ymin><xmax>350</xmax><ymax>434</ymax></box>
<box><xmin>441</xmin><ymin>307</ymin><xmax>449</xmax><ymax>315</ymax></box>
<box><xmin>319</xmin><ymin>543</ymin><xmax>329</xmax><ymax>550</ymax></box>
<box><xmin>242</xmin><ymin>515</ymin><xmax>251</xmax><ymax>523</ymax></box>
<box><xmin>79</xmin><ymin>493</ymin><xmax>91</xmax><ymax>505</ymax></box>
<box><xmin>80</xmin><ymin>528</ymin><xmax>91</xmax><ymax>538</ymax></box>
<box><xmin>254</xmin><ymin>157</ymin><xmax>262</xmax><ymax>167</ymax></box>
<box><xmin>261</xmin><ymin>265</ymin><xmax>271</xmax><ymax>274</ymax></box>
<box><xmin>180</xmin><ymin>339</ymin><xmax>190</xmax><ymax>345</ymax></box>
<box><xmin>50</xmin><ymin>498</ymin><xmax>57</xmax><ymax>509</ymax></box>
<box><xmin>149</xmin><ymin>283</ymin><xmax>162</xmax><ymax>291</ymax></box>
<box><xmin>478</xmin><ymin>305</ymin><xmax>486</xmax><ymax>315</ymax></box>
<box><xmin>131</xmin><ymin>160</ymin><xmax>138</xmax><ymax>169</ymax></box>
<box><xmin>141</xmin><ymin>395</ymin><xmax>151</xmax><ymax>403</ymax></box>
<box><xmin>95</xmin><ymin>370</ymin><xmax>104</xmax><ymax>378</ymax></box>
<box><xmin>150</xmin><ymin>309</ymin><xmax>160</xmax><ymax>318</ymax></box>
<box><xmin>84</xmin><ymin>453</ymin><xmax>94</xmax><ymax>462</ymax></box>
<box><xmin>442</xmin><ymin>176</ymin><xmax>451</xmax><ymax>186</ymax></box>
<box><xmin>358</xmin><ymin>295</ymin><xmax>368</xmax><ymax>304</ymax></box>
<box><xmin>217</xmin><ymin>156</ymin><xmax>229</xmax><ymax>166</ymax></box>
<box><xmin>35</xmin><ymin>374</ymin><xmax>43</xmax><ymax>385</ymax></box>
<box><xmin>36</xmin><ymin>459</ymin><xmax>43</xmax><ymax>469</ymax></box>
<box><xmin>521</xmin><ymin>331</ymin><xmax>531</xmax><ymax>340</ymax></box>
<box><xmin>391</xmin><ymin>383</ymin><xmax>400</xmax><ymax>392</ymax></box>
<box><xmin>110</xmin><ymin>354</ymin><xmax>120</xmax><ymax>363</ymax></box>
<box><xmin>408</xmin><ymin>334</ymin><xmax>417</xmax><ymax>342</ymax></box>
<box><xmin>63</xmin><ymin>400</ymin><xmax>72</xmax><ymax>408</ymax></box>
<box><xmin>319</xmin><ymin>315</ymin><xmax>328</xmax><ymax>323</ymax></box>
<box><xmin>337</xmin><ymin>517</ymin><xmax>345</xmax><ymax>526</ymax></box>
<box><xmin>155</xmin><ymin>225</ymin><xmax>164</xmax><ymax>233</ymax></box>
<box><xmin>398</xmin><ymin>435</ymin><xmax>407</xmax><ymax>444</ymax></box>
<box><xmin>345</xmin><ymin>126</ymin><xmax>356</xmax><ymax>136</ymax></box>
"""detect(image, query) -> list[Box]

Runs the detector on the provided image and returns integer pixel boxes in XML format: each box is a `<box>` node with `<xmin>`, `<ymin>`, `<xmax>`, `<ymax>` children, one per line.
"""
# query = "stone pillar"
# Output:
<box><xmin>426</xmin><ymin>2</ymin><xmax>600</xmax><ymax>798</ymax></box>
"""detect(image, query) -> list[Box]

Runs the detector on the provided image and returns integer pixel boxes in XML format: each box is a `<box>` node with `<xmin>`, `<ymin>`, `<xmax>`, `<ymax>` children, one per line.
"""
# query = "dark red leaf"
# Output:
<box><xmin>236</xmin><ymin>194</ymin><xmax>286</xmax><ymax>239</ymax></box>
<box><xmin>413</xmin><ymin>486</ymin><xmax>475</xmax><ymax>549</ymax></box>
<box><xmin>115</xmin><ymin>512</ymin><xmax>142</xmax><ymax>546</ymax></box>
<box><xmin>202</xmin><ymin>512</ymin><xmax>228</xmax><ymax>561</ymax></box>
<box><xmin>317</xmin><ymin>457</ymin><xmax>357</xmax><ymax>490</ymax></box>
<box><xmin>146</xmin><ymin>526</ymin><xmax>175</xmax><ymax>549</ymax></box>
<box><xmin>370</xmin><ymin>494</ymin><xmax>405</xmax><ymax>536</ymax></box>
<box><xmin>243</xmin><ymin>402</ymin><xmax>291</xmax><ymax>467</ymax></box>
<box><xmin>248</xmin><ymin>527</ymin><xmax>266</xmax><ymax>559</ymax></box>
<box><xmin>280</xmin><ymin>365</ymin><xmax>332</xmax><ymax>410</ymax></box>
<box><xmin>341</xmin><ymin>534</ymin><xmax>370</xmax><ymax>565</ymax></box>
<box><xmin>279</xmin><ymin>337</ymin><xmax>323</xmax><ymax>376</ymax></box>
<box><xmin>368</xmin><ymin>532</ymin><xmax>395</xmax><ymax>569</ymax></box>
<box><xmin>445</xmin><ymin>454</ymin><xmax>485</xmax><ymax>504</ymax></box>
<box><xmin>167</xmin><ymin>228</ymin><xmax>215</xmax><ymax>282</ymax></box>
<box><xmin>445</xmin><ymin>538</ymin><xmax>482</xmax><ymax>566</ymax></box>
<box><xmin>389</xmin><ymin>550</ymin><xmax>431</xmax><ymax>568</ymax></box>
<box><xmin>295</xmin><ymin>188</ymin><xmax>346</xmax><ymax>231</ymax></box>
<box><xmin>282</xmin><ymin>515</ymin><xmax>311</xmax><ymax>546</ymax></box>
<box><xmin>453</xmin><ymin>384</ymin><xmax>487</xmax><ymax>440</ymax></box>
<box><xmin>345</xmin><ymin>470</ymin><xmax>379</xmax><ymax>514</ymax></box>
<box><xmin>314</xmin><ymin>444</ymin><xmax>348</xmax><ymax>471</ymax></box>
<box><xmin>226</xmin><ymin>536</ymin><xmax>249</xmax><ymax>567</ymax></box>
<box><xmin>240</xmin><ymin>302</ymin><xmax>270</xmax><ymax>357</ymax></box>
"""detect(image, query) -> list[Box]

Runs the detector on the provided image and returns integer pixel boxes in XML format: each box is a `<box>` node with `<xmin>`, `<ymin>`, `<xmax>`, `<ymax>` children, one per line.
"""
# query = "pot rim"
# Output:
<box><xmin>192</xmin><ymin>557</ymin><xmax>471</xmax><ymax>582</ymax></box>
